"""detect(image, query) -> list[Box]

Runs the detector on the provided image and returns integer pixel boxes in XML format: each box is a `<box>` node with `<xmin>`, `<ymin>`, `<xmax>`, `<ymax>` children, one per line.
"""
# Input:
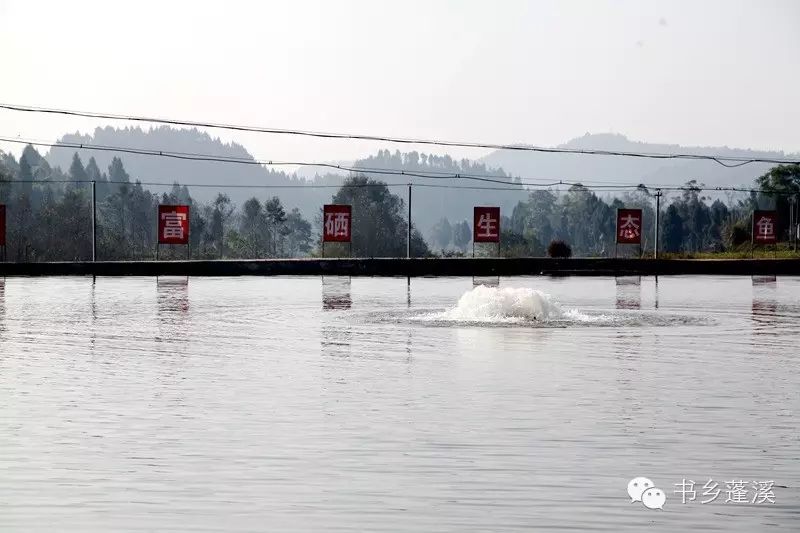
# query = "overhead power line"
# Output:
<box><xmin>1</xmin><ymin>177</ymin><xmax>794</xmax><ymax>196</ymax></box>
<box><xmin>0</xmin><ymin>178</ymin><xmax>530</xmax><ymax>191</ymax></box>
<box><xmin>0</xmin><ymin>136</ymin><xmax>648</xmax><ymax>188</ymax></box>
<box><xmin>1</xmin><ymin>136</ymin><xmax>795</xmax><ymax>195</ymax></box>
<box><xmin>2</xmin><ymin>103</ymin><xmax>798</xmax><ymax>167</ymax></box>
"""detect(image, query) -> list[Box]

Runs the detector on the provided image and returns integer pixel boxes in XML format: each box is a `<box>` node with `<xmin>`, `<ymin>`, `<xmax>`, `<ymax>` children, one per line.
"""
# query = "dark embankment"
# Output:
<box><xmin>1</xmin><ymin>258</ymin><xmax>800</xmax><ymax>277</ymax></box>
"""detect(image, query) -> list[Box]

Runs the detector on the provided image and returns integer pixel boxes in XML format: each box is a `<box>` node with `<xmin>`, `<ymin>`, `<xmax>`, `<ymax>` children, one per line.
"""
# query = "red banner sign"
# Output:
<box><xmin>0</xmin><ymin>205</ymin><xmax>5</xmax><ymax>246</ymax></box>
<box><xmin>473</xmin><ymin>206</ymin><xmax>500</xmax><ymax>243</ymax></box>
<box><xmin>323</xmin><ymin>204</ymin><xmax>352</xmax><ymax>242</ymax></box>
<box><xmin>752</xmin><ymin>210</ymin><xmax>777</xmax><ymax>244</ymax></box>
<box><xmin>616</xmin><ymin>208</ymin><xmax>643</xmax><ymax>244</ymax></box>
<box><xmin>158</xmin><ymin>205</ymin><xmax>190</xmax><ymax>245</ymax></box>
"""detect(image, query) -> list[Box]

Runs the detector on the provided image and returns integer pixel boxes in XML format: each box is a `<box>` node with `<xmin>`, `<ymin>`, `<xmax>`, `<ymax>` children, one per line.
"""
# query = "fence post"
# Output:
<box><xmin>654</xmin><ymin>189</ymin><xmax>661</xmax><ymax>259</ymax></box>
<box><xmin>407</xmin><ymin>183</ymin><xmax>411</xmax><ymax>259</ymax></box>
<box><xmin>792</xmin><ymin>193</ymin><xmax>799</xmax><ymax>253</ymax></box>
<box><xmin>91</xmin><ymin>180</ymin><xmax>97</xmax><ymax>262</ymax></box>
<box><xmin>795</xmin><ymin>194</ymin><xmax>799</xmax><ymax>252</ymax></box>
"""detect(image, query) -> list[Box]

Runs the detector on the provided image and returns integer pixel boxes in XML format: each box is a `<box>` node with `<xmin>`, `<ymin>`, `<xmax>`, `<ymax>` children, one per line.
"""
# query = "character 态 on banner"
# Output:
<box><xmin>616</xmin><ymin>208</ymin><xmax>643</xmax><ymax>245</ymax></box>
<box><xmin>752</xmin><ymin>210</ymin><xmax>777</xmax><ymax>244</ymax></box>
<box><xmin>158</xmin><ymin>205</ymin><xmax>190</xmax><ymax>245</ymax></box>
<box><xmin>323</xmin><ymin>204</ymin><xmax>352</xmax><ymax>243</ymax></box>
<box><xmin>473</xmin><ymin>206</ymin><xmax>500</xmax><ymax>243</ymax></box>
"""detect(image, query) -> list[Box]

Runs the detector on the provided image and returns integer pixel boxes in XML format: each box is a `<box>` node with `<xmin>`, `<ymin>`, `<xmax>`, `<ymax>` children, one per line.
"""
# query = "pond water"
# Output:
<box><xmin>0</xmin><ymin>275</ymin><xmax>798</xmax><ymax>532</ymax></box>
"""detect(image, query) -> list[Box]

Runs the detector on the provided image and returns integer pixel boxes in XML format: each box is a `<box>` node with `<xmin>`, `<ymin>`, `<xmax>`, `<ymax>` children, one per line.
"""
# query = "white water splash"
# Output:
<box><xmin>405</xmin><ymin>285</ymin><xmax>711</xmax><ymax>328</ymax></box>
<box><xmin>427</xmin><ymin>285</ymin><xmax>564</xmax><ymax>323</ymax></box>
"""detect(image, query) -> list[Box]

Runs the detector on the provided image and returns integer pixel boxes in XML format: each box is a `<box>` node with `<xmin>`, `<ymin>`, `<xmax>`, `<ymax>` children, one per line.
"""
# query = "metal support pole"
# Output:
<box><xmin>788</xmin><ymin>197</ymin><xmax>794</xmax><ymax>254</ymax></box>
<box><xmin>407</xmin><ymin>183</ymin><xmax>412</xmax><ymax>259</ymax></box>
<box><xmin>654</xmin><ymin>189</ymin><xmax>661</xmax><ymax>259</ymax></box>
<box><xmin>91</xmin><ymin>180</ymin><xmax>97</xmax><ymax>262</ymax></box>
<box><xmin>793</xmin><ymin>194</ymin><xmax>799</xmax><ymax>253</ymax></box>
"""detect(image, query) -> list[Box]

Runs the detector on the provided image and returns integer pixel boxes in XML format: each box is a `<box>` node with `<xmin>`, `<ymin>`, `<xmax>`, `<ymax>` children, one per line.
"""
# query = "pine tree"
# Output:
<box><xmin>69</xmin><ymin>153</ymin><xmax>88</xmax><ymax>182</ymax></box>
<box><xmin>85</xmin><ymin>157</ymin><xmax>104</xmax><ymax>182</ymax></box>
<box><xmin>108</xmin><ymin>157</ymin><xmax>130</xmax><ymax>183</ymax></box>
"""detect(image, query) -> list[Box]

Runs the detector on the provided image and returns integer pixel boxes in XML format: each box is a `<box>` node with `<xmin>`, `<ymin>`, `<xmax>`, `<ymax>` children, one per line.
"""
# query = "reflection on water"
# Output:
<box><xmin>0</xmin><ymin>279</ymin><xmax>5</xmax><ymax>335</ymax></box>
<box><xmin>157</xmin><ymin>277</ymin><xmax>190</xmax><ymax>313</ymax></box>
<box><xmin>321</xmin><ymin>324</ymin><xmax>352</xmax><ymax>358</ymax></box>
<box><xmin>615</xmin><ymin>275</ymin><xmax>641</xmax><ymax>309</ymax></box>
<box><xmin>322</xmin><ymin>276</ymin><xmax>352</xmax><ymax>310</ymax></box>
<box><xmin>473</xmin><ymin>276</ymin><xmax>500</xmax><ymax>288</ymax></box>
<box><xmin>751</xmin><ymin>276</ymin><xmax>778</xmax><ymax>332</ymax></box>
<box><xmin>0</xmin><ymin>275</ymin><xmax>799</xmax><ymax>532</ymax></box>
<box><xmin>156</xmin><ymin>278</ymin><xmax>189</xmax><ymax>343</ymax></box>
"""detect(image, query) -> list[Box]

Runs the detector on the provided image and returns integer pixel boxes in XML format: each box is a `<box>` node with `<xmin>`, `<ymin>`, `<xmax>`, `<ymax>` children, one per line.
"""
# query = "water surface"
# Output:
<box><xmin>1</xmin><ymin>276</ymin><xmax>798</xmax><ymax>531</ymax></box>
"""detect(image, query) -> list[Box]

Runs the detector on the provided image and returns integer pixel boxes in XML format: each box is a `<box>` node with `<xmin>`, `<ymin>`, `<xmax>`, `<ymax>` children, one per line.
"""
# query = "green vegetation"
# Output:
<box><xmin>547</xmin><ymin>240</ymin><xmax>573</xmax><ymax>258</ymax></box>
<box><xmin>1</xmin><ymin>139</ymin><xmax>798</xmax><ymax>261</ymax></box>
<box><xmin>326</xmin><ymin>175</ymin><xmax>429</xmax><ymax>257</ymax></box>
<box><xmin>0</xmin><ymin>146</ymin><xmax>314</xmax><ymax>261</ymax></box>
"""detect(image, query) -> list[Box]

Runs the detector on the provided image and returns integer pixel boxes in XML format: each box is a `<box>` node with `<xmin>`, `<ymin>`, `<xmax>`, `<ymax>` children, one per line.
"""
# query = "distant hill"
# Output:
<box><xmin>44</xmin><ymin>127</ymin><xmax>794</xmax><ymax>241</ymax></box>
<box><xmin>46</xmin><ymin>126</ymin><xmax>344</xmax><ymax>216</ymax></box>
<box><xmin>481</xmin><ymin>133</ymin><xmax>792</xmax><ymax>189</ymax></box>
<box><xmin>44</xmin><ymin>127</ymin><xmax>526</xmax><ymax>235</ymax></box>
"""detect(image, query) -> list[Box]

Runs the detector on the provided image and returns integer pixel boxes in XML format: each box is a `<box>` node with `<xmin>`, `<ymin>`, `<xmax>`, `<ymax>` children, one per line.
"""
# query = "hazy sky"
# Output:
<box><xmin>1</xmin><ymin>0</ymin><xmax>798</xmax><ymax>165</ymax></box>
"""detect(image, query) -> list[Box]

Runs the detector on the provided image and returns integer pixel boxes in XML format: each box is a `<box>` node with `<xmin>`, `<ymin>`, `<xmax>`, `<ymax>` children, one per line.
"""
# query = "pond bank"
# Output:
<box><xmin>2</xmin><ymin>257</ymin><xmax>800</xmax><ymax>277</ymax></box>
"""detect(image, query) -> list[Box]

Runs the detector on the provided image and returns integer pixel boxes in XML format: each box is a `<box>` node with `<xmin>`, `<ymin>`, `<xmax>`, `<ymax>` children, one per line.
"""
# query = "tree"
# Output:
<box><xmin>330</xmin><ymin>175</ymin><xmax>429</xmax><ymax>257</ymax></box>
<box><xmin>661</xmin><ymin>204</ymin><xmax>683</xmax><ymax>252</ymax></box>
<box><xmin>501</xmin><ymin>228</ymin><xmax>543</xmax><ymax>257</ymax></box>
<box><xmin>69</xmin><ymin>153</ymin><xmax>88</xmax><ymax>182</ymax></box>
<box><xmin>264</xmin><ymin>196</ymin><xmax>288</xmax><ymax>256</ymax></box>
<box><xmin>511</xmin><ymin>190</ymin><xmax>556</xmax><ymax>245</ymax></box>
<box><xmin>85</xmin><ymin>157</ymin><xmax>103</xmax><ymax>182</ymax></box>
<box><xmin>547</xmin><ymin>240</ymin><xmax>572</xmax><ymax>258</ymax></box>
<box><xmin>285</xmin><ymin>208</ymin><xmax>312</xmax><ymax>256</ymax></box>
<box><xmin>452</xmin><ymin>220</ymin><xmax>471</xmax><ymax>251</ymax></box>
<box><xmin>431</xmin><ymin>217</ymin><xmax>453</xmax><ymax>250</ymax></box>
<box><xmin>108</xmin><ymin>157</ymin><xmax>130</xmax><ymax>183</ymax></box>
<box><xmin>756</xmin><ymin>164</ymin><xmax>800</xmax><ymax>240</ymax></box>
<box><xmin>708</xmin><ymin>199</ymin><xmax>729</xmax><ymax>249</ymax></box>
<box><xmin>209</xmin><ymin>193</ymin><xmax>233</xmax><ymax>256</ymax></box>
<box><xmin>238</xmin><ymin>197</ymin><xmax>267</xmax><ymax>257</ymax></box>
<box><xmin>19</xmin><ymin>154</ymin><xmax>33</xmax><ymax>182</ymax></box>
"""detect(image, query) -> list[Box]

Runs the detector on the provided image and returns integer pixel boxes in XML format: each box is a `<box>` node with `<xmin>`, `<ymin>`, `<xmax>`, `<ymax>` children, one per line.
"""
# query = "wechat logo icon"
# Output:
<box><xmin>628</xmin><ymin>476</ymin><xmax>666</xmax><ymax>510</ymax></box>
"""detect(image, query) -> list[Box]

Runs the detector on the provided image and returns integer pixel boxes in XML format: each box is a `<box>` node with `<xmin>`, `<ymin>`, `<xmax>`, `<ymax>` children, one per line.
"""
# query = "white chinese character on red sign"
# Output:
<box><xmin>477</xmin><ymin>213</ymin><xmax>498</xmax><ymax>238</ymax></box>
<box><xmin>619</xmin><ymin>214</ymin><xmax>641</xmax><ymax>238</ymax></box>
<box><xmin>756</xmin><ymin>216</ymin><xmax>774</xmax><ymax>239</ymax></box>
<box><xmin>161</xmin><ymin>211</ymin><xmax>187</xmax><ymax>240</ymax></box>
<box><xmin>325</xmin><ymin>212</ymin><xmax>349</xmax><ymax>238</ymax></box>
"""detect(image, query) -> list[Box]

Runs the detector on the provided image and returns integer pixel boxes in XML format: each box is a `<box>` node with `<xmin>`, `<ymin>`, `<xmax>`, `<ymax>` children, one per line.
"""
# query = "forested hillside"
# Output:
<box><xmin>45</xmin><ymin>127</ymin><xmax>527</xmax><ymax>236</ymax></box>
<box><xmin>481</xmin><ymin>133</ymin><xmax>794</xmax><ymax>188</ymax></box>
<box><xmin>0</xmin><ymin>128</ymin><xmax>786</xmax><ymax>259</ymax></box>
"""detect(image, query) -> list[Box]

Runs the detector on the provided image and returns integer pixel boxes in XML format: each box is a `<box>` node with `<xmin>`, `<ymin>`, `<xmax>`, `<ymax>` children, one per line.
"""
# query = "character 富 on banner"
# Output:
<box><xmin>158</xmin><ymin>205</ymin><xmax>190</xmax><ymax>246</ymax></box>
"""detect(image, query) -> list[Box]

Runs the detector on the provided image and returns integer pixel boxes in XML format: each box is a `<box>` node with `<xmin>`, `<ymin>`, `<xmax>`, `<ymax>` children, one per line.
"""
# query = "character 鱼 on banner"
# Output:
<box><xmin>158</xmin><ymin>205</ymin><xmax>190</xmax><ymax>245</ymax></box>
<box><xmin>752</xmin><ymin>210</ymin><xmax>777</xmax><ymax>244</ymax></box>
<box><xmin>616</xmin><ymin>208</ymin><xmax>643</xmax><ymax>245</ymax></box>
<box><xmin>473</xmin><ymin>206</ymin><xmax>500</xmax><ymax>243</ymax></box>
<box><xmin>323</xmin><ymin>204</ymin><xmax>352</xmax><ymax>243</ymax></box>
